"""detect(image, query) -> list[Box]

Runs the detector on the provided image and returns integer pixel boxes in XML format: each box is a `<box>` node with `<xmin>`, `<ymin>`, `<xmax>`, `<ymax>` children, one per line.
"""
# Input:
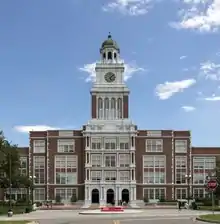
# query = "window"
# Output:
<box><xmin>193</xmin><ymin>157</ymin><xmax>216</xmax><ymax>184</ymax></box>
<box><xmin>34</xmin><ymin>188</ymin><xmax>45</xmax><ymax>201</ymax></box>
<box><xmin>55</xmin><ymin>155</ymin><xmax>77</xmax><ymax>184</ymax></box>
<box><xmin>33</xmin><ymin>156</ymin><xmax>45</xmax><ymax>184</ymax></box>
<box><xmin>105</xmin><ymin>155</ymin><xmax>116</xmax><ymax>167</ymax></box>
<box><xmin>20</xmin><ymin>157</ymin><xmax>27</xmax><ymax>176</ymax></box>
<box><xmin>105</xmin><ymin>171</ymin><xmax>116</xmax><ymax>181</ymax></box>
<box><xmin>193</xmin><ymin>188</ymin><xmax>207</xmax><ymax>199</ymax></box>
<box><xmin>146</xmin><ymin>139</ymin><xmax>163</xmax><ymax>152</ymax></box>
<box><xmin>104</xmin><ymin>138</ymin><xmax>116</xmax><ymax>150</ymax></box>
<box><xmin>175</xmin><ymin>156</ymin><xmax>187</xmax><ymax>184</ymax></box>
<box><xmin>143</xmin><ymin>188</ymin><xmax>165</xmax><ymax>200</ymax></box>
<box><xmin>119</xmin><ymin>154</ymin><xmax>130</xmax><ymax>167</ymax></box>
<box><xmin>91</xmin><ymin>154</ymin><xmax>102</xmax><ymax>167</ymax></box>
<box><xmin>176</xmin><ymin>188</ymin><xmax>187</xmax><ymax>199</ymax></box>
<box><xmin>91</xmin><ymin>171</ymin><xmax>101</xmax><ymax>181</ymax></box>
<box><xmin>119</xmin><ymin>138</ymin><xmax>129</xmax><ymax>150</ymax></box>
<box><xmin>143</xmin><ymin>156</ymin><xmax>165</xmax><ymax>184</ymax></box>
<box><xmin>33</xmin><ymin>140</ymin><xmax>45</xmax><ymax>153</ymax></box>
<box><xmin>120</xmin><ymin>171</ymin><xmax>130</xmax><ymax>181</ymax></box>
<box><xmin>91</xmin><ymin>138</ymin><xmax>101</xmax><ymax>150</ymax></box>
<box><xmin>175</xmin><ymin>140</ymin><xmax>187</xmax><ymax>153</ymax></box>
<box><xmin>58</xmin><ymin>139</ymin><xmax>75</xmax><ymax>153</ymax></box>
<box><xmin>5</xmin><ymin>188</ymin><xmax>27</xmax><ymax>201</ymax></box>
<box><xmin>55</xmin><ymin>188</ymin><xmax>77</xmax><ymax>201</ymax></box>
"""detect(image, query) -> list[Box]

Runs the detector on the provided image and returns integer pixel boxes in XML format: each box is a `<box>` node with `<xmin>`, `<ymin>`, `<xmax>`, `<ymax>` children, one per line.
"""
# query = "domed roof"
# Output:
<box><xmin>101</xmin><ymin>33</ymin><xmax>119</xmax><ymax>51</ymax></box>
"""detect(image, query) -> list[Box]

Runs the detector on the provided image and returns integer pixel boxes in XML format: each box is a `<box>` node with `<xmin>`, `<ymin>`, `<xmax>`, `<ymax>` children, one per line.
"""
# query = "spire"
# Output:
<box><xmin>108</xmin><ymin>32</ymin><xmax>112</xmax><ymax>39</ymax></box>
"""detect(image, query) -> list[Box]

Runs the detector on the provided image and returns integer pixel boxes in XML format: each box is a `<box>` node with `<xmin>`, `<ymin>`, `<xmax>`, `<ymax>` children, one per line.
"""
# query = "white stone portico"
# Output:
<box><xmin>83</xmin><ymin>34</ymin><xmax>137</xmax><ymax>207</ymax></box>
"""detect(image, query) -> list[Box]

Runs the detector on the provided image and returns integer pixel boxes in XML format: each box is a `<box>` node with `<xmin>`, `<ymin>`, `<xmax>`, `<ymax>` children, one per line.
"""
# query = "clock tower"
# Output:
<box><xmin>91</xmin><ymin>33</ymin><xmax>130</xmax><ymax>120</ymax></box>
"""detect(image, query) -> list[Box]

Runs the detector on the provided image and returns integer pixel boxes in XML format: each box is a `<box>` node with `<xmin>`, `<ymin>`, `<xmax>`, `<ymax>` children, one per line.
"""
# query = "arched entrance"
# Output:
<box><xmin>106</xmin><ymin>189</ymin><xmax>114</xmax><ymax>204</ymax></box>
<box><xmin>91</xmin><ymin>189</ymin><xmax>99</xmax><ymax>203</ymax></box>
<box><xmin>121</xmin><ymin>189</ymin><xmax>129</xmax><ymax>203</ymax></box>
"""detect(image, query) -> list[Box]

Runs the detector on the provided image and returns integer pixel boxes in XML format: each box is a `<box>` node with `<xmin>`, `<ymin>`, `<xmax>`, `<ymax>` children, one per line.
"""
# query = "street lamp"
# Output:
<box><xmin>185</xmin><ymin>174</ymin><xmax>192</xmax><ymax>204</ymax></box>
<box><xmin>29</xmin><ymin>176</ymin><xmax>36</xmax><ymax>205</ymax></box>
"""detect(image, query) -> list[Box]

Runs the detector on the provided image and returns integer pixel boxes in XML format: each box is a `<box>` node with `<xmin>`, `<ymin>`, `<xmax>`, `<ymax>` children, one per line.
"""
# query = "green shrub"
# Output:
<box><xmin>55</xmin><ymin>195</ymin><xmax>61</xmax><ymax>203</ymax></box>
<box><xmin>70</xmin><ymin>195</ymin><xmax>77</xmax><ymax>203</ymax></box>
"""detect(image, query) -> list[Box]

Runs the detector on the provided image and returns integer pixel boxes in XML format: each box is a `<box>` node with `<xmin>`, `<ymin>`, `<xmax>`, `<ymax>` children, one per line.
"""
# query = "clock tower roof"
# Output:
<box><xmin>101</xmin><ymin>33</ymin><xmax>120</xmax><ymax>51</ymax></box>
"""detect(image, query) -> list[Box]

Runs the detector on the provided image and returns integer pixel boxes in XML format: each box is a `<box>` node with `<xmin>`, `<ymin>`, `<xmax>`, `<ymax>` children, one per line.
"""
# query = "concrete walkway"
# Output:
<box><xmin>0</xmin><ymin>209</ymin><xmax>217</xmax><ymax>221</ymax></box>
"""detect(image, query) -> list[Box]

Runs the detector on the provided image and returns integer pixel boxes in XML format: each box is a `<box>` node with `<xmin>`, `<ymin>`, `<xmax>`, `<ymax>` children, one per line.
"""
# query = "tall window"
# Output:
<box><xmin>176</xmin><ymin>188</ymin><xmax>187</xmax><ymax>199</ymax></box>
<box><xmin>98</xmin><ymin>97</ymin><xmax>103</xmax><ymax>119</ymax></box>
<box><xmin>33</xmin><ymin>140</ymin><xmax>45</xmax><ymax>153</ymax></box>
<box><xmin>58</xmin><ymin>139</ymin><xmax>75</xmax><ymax>153</ymax></box>
<box><xmin>55</xmin><ymin>155</ymin><xmax>77</xmax><ymax>184</ymax></box>
<box><xmin>175</xmin><ymin>156</ymin><xmax>187</xmax><ymax>184</ymax></box>
<box><xmin>20</xmin><ymin>157</ymin><xmax>27</xmax><ymax>176</ymax></box>
<box><xmin>143</xmin><ymin>155</ymin><xmax>165</xmax><ymax>184</ymax></box>
<box><xmin>104</xmin><ymin>98</ymin><xmax>109</xmax><ymax>119</ymax></box>
<box><xmin>55</xmin><ymin>188</ymin><xmax>77</xmax><ymax>201</ymax></box>
<box><xmin>91</xmin><ymin>154</ymin><xmax>102</xmax><ymax>167</ymax></box>
<box><xmin>33</xmin><ymin>156</ymin><xmax>45</xmax><ymax>184</ymax></box>
<box><xmin>105</xmin><ymin>155</ymin><xmax>116</xmax><ymax>167</ymax></box>
<box><xmin>193</xmin><ymin>188</ymin><xmax>207</xmax><ymax>199</ymax></box>
<box><xmin>143</xmin><ymin>188</ymin><xmax>165</xmax><ymax>200</ymax></box>
<box><xmin>34</xmin><ymin>188</ymin><xmax>45</xmax><ymax>201</ymax></box>
<box><xmin>91</xmin><ymin>171</ymin><xmax>101</xmax><ymax>181</ymax></box>
<box><xmin>104</xmin><ymin>138</ymin><xmax>116</xmax><ymax>150</ymax></box>
<box><xmin>119</xmin><ymin>171</ymin><xmax>130</xmax><ymax>182</ymax></box>
<box><xmin>111</xmin><ymin>98</ymin><xmax>116</xmax><ymax>119</ymax></box>
<box><xmin>105</xmin><ymin>171</ymin><xmax>116</xmax><ymax>181</ymax></box>
<box><xmin>146</xmin><ymin>139</ymin><xmax>163</xmax><ymax>152</ymax></box>
<box><xmin>119</xmin><ymin>138</ymin><xmax>129</xmax><ymax>150</ymax></box>
<box><xmin>91</xmin><ymin>138</ymin><xmax>102</xmax><ymax>150</ymax></box>
<box><xmin>193</xmin><ymin>157</ymin><xmax>216</xmax><ymax>184</ymax></box>
<box><xmin>175</xmin><ymin>140</ymin><xmax>187</xmax><ymax>153</ymax></box>
<box><xmin>119</xmin><ymin>154</ymin><xmax>130</xmax><ymax>167</ymax></box>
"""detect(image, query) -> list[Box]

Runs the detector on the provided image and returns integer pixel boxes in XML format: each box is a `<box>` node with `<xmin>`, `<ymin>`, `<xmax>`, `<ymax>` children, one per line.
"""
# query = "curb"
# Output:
<box><xmin>196</xmin><ymin>217</ymin><xmax>220</xmax><ymax>223</ymax></box>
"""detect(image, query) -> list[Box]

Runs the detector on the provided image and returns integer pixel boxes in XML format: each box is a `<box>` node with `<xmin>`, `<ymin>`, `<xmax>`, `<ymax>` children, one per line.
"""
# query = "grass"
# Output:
<box><xmin>0</xmin><ymin>222</ymin><xmax>30</xmax><ymax>224</ymax></box>
<box><xmin>0</xmin><ymin>206</ymin><xmax>28</xmax><ymax>215</ymax></box>
<box><xmin>199</xmin><ymin>214</ymin><xmax>220</xmax><ymax>222</ymax></box>
<box><xmin>200</xmin><ymin>206</ymin><xmax>220</xmax><ymax>211</ymax></box>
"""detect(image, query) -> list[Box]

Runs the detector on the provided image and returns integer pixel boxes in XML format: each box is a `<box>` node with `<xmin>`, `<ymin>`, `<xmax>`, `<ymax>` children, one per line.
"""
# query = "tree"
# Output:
<box><xmin>0</xmin><ymin>131</ymin><xmax>24</xmax><ymax>188</ymax></box>
<box><xmin>213</xmin><ymin>156</ymin><xmax>220</xmax><ymax>198</ymax></box>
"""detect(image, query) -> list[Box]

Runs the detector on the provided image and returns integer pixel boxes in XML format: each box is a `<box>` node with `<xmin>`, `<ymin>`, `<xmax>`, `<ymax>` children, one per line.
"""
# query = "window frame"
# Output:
<box><xmin>58</xmin><ymin>139</ymin><xmax>75</xmax><ymax>153</ymax></box>
<box><xmin>145</xmin><ymin>139</ymin><xmax>163</xmax><ymax>152</ymax></box>
<box><xmin>33</xmin><ymin>140</ymin><xmax>45</xmax><ymax>153</ymax></box>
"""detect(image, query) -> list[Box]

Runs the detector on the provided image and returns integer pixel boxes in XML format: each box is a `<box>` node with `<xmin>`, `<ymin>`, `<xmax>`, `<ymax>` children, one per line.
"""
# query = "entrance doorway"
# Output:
<box><xmin>91</xmin><ymin>189</ymin><xmax>99</xmax><ymax>203</ymax></box>
<box><xmin>106</xmin><ymin>189</ymin><xmax>114</xmax><ymax>204</ymax></box>
<box><xmin>121</xmin><ymin>189</ymin><xmax>129</xmax><ymax>203</ymax></box>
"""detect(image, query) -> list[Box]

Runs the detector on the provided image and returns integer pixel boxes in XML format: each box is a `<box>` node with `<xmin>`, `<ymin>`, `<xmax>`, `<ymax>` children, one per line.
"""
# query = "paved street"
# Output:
<box><xmin>0</xmin><ymin>209</ymin><xmax>215</xmax><ymax>223</ymax></box>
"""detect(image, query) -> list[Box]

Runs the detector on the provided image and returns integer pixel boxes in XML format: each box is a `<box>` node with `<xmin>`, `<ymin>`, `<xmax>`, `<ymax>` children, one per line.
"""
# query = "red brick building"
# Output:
<box><xmin>10</xmin><ymin>35</ymin><xmax>220</xmax><ymax>207</ymax></box>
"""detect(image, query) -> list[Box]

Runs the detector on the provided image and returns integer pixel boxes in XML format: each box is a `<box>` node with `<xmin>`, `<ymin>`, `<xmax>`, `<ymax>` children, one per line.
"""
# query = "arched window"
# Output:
<box><xmin>108</xmin><ymin>52</ymin><xmax>112</xmax><ymax>60</ymax></box>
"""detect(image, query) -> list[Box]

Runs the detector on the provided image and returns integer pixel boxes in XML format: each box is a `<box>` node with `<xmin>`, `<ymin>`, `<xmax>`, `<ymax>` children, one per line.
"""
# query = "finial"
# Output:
<box><xmin>108</xmin><ymin>32</ymin><xmax>112</xmax><ymax>39</ymax></box>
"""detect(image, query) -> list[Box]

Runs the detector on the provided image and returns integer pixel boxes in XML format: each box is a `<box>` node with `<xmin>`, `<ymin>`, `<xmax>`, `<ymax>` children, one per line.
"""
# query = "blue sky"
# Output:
<box><xmin>0</xmin><ymin>0</ymin><xmax>220</xmax><ymax>147</ymax></box>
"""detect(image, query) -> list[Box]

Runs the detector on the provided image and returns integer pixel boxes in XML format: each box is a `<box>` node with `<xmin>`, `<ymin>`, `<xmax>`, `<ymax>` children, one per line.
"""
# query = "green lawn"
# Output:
<box><xmin>0</xmin><ymin>222</ymin><xmax>30</xmax><ymax>224</ymax></box>
<box><xmin>199</xmin><ymin>214</ymin><xmax>220</xmax><ymax>222</ymax></box>
<box><xmin>0</xmin><ymin>206</ymin><xmax>27</xmax><ymax>215</ymax></box>
<box><xmin>200</xmin><ymin>206</ymin><xmax>220</xmax><ymax>211</ymax></box>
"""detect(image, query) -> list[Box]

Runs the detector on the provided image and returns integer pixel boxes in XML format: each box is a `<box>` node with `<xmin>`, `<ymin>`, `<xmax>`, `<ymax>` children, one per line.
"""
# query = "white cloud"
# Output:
<box><xmin>200</xmin><ymin>61</ymin><xmax>220</xmax><ymax>80</ymax></box>
<box><xmin>79</xmin><ymin>61</ymin><xmax>145</xmax><ymax>82</ymax></box>
<box><xmin>182</xmin><ymin>106</ymin><xmax>196</xmax><ymax>112</ymax></box>
<box><xmin>102</xmin><ymin>0</ymin><xmax>153</xmax><ymax>16</ymax></box>
<box><xmin>204</xmin><ymin>94</ymin><xmax>220</xmax><ymax>101</ymax></box>
<box><xmin>155</xmin><ymin>79</ymin><xmax>196</xmax><ymax>100</ymax></box>
<box><xmin>180</xmin><ymin>55</ymin><xmax>187</xmax><ymax>60</ymax></box>
<box><xmin>14</xmin><ymin>125</ymin><xmax>59</xmax><ymax>133</ymax></box>
<box><xmin>171</xmin><ymin>0</ymin><xmax>220</xmax><ymax>33</ymax></box>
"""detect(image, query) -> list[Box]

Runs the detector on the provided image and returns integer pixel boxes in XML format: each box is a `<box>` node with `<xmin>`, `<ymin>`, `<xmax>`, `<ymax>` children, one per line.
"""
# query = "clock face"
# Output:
<box><xmin>105</xmin><ymin>72</ymin><xmax>116</xmax><ymax>83</ymax></box>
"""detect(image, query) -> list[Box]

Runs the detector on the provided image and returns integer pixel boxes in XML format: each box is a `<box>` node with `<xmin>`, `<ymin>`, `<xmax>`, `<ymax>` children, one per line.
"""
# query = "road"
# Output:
<box><xmin>0</xmin><ymin>209</ymin><xmax>212</xmax><ymax>224</ymax></box>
